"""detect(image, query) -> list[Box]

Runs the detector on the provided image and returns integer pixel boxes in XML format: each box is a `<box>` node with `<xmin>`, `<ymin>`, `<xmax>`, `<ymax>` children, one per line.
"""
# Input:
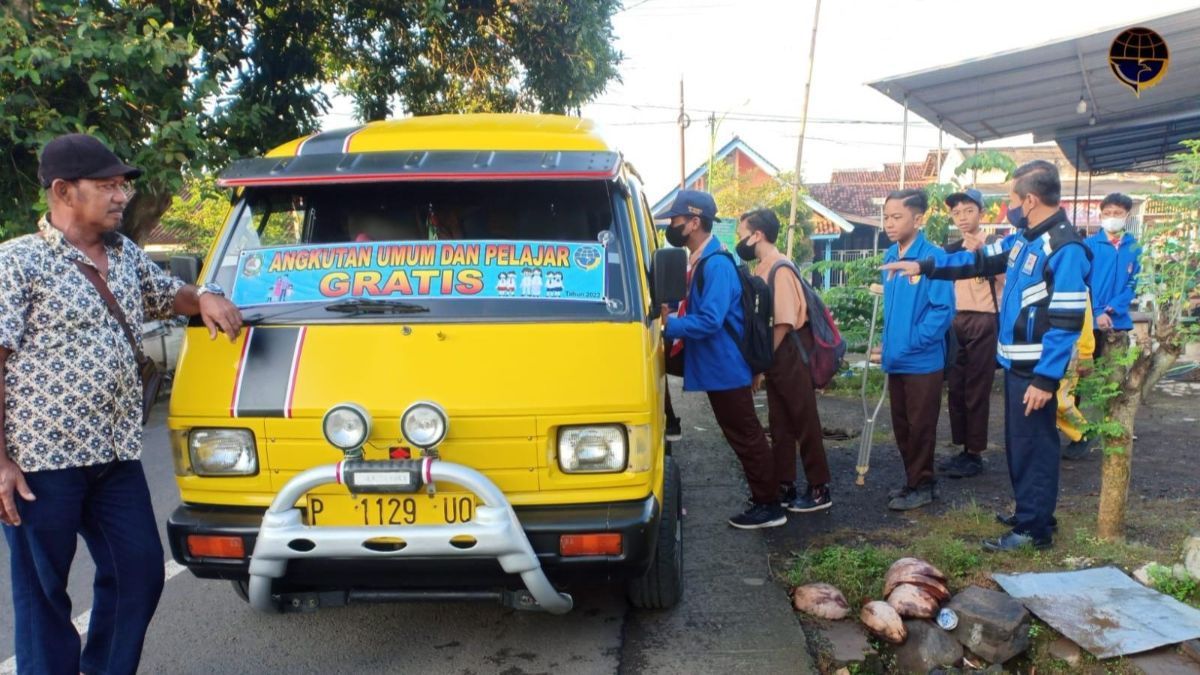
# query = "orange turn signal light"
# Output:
<box><xmin>187</xmin><ymin>535</ymin><xmax>246</xmax><ymax>559</ymax></box>
<box><xmin>559</xmin><ymin>533</ymin><xmax>623</xmax><ymax>557</ymax></box>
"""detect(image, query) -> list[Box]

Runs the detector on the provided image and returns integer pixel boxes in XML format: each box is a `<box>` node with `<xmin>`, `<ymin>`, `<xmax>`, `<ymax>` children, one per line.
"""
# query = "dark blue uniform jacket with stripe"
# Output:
<box><xmin>918</xmin><ymin>209</ymin><xmax>1092</xmax><ymax>393</ymax></box>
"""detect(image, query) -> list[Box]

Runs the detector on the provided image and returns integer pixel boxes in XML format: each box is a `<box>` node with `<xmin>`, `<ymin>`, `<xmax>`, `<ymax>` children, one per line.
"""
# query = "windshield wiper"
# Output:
<box><xmin>323</xmin><ymin>298</ymin><xmax>431</xmax><ymax>315</ymax></box>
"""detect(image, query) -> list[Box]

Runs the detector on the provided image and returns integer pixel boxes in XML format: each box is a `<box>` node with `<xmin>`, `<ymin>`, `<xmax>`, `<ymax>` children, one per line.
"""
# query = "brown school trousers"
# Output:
<box><xmin>888</xmin><ymin>371</ymin><xmax>943</xmax><ymax>489</ymax></box>
<box><xmin>765</xmin><ymin>328</ymin><xmax>831</xmax><ymax>488</ymax></box>
<box><xmin>946</xmin><ymin>311</ymin><xmax>998</xmax><ymax>454</ymax></box>
<box><xmin>707</xmin><ymin>387</ymin><xmax>777</xmax><ymax>504</ymax></box>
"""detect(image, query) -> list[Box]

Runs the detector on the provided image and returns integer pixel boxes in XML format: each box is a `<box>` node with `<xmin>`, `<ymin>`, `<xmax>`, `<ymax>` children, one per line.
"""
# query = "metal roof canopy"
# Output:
<box><xmin>869</xmin><ymin>8</ymin><xmax>1200</xmax><ymax>172</ymax></box>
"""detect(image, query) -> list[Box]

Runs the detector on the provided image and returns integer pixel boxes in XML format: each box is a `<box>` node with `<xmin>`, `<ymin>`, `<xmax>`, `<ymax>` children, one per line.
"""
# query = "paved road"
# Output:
<box><xmin>0</xmin><ymin>383</ymin><xmax>813</xmax><ymax>674</ymax></box>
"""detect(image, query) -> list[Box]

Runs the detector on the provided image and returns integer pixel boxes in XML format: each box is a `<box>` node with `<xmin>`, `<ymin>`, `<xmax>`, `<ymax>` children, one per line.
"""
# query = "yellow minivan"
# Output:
<box><xmin>165</xmin><ymin>114</ymin><xmax>688</xmax><ymax>614</ymax></box>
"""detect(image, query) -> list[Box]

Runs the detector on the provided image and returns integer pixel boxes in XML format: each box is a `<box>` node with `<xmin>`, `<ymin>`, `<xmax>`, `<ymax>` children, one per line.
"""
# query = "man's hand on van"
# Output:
<box><xmin>199</xmin><ymin>294</ymin><xmax>244</xmax><ymax>342</ymax></box>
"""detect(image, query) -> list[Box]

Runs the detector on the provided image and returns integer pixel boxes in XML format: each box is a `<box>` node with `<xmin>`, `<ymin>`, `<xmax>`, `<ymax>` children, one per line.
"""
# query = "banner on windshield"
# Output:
<box><xmin>230</xmin><ymin>240</ymin><xmax>607</xmax><ymax>306</ymax></box>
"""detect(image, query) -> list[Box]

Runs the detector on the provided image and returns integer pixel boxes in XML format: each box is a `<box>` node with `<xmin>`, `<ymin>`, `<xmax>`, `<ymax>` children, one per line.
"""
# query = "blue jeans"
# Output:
<box><xmin>3</xmin><ymin>460</ymin><xmax>164</xmax><ymax>675</ymax></box>
<box><xmin>1003</xmin><ymin>370</ymin><xmax>1061</xmax><ymax>540</ymax></box>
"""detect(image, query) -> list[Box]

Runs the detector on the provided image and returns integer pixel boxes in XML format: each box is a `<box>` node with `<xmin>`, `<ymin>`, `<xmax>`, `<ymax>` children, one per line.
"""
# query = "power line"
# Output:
<box><xmin>587</xmin><ymin>101</ymin><xmax>933</xmax><ymax>127</ymax></box>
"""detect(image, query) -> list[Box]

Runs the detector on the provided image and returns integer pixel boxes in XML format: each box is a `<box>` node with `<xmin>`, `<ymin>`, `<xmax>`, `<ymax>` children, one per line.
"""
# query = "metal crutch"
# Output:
<box><xmin>856</xmin><ymin>283</ymin><xmax>888</xmax><ymax>486</ymax></box>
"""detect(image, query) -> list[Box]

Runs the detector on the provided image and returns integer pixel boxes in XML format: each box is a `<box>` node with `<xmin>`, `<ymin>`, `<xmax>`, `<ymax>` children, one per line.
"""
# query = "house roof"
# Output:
<box><xmin>806</xmin><ymin>184</ymin><xmax>882</xmax><ymax>226</ymax></box>
<box><xmin>868</xmin><ymin>8</ymin><xmax>1200</xmax><ymax>171</ymax></box>
<box><xmin>650</xmin><ymin>137</ymin><xmax>855</xmax><ymax>235</ymax></box>
<box><xmin>650</xmin><ymin>136</ymin><xmax>780</xmax><ymax>215</ymax></box>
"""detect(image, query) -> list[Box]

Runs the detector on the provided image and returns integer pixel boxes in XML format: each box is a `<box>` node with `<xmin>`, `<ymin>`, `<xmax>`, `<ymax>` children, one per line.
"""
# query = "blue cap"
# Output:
<box><xmin>654</xmin><ymin>189</ymin><xmax>718</xmax><ymax>221</ymax></box>
<box><xmin>945</xmin><ymin>188</ymin><xmax>984</xmax><ymax>211</ymax></box>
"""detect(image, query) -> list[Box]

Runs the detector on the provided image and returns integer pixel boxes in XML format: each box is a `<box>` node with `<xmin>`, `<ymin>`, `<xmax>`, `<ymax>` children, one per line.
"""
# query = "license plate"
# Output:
<box><xmin>307</xmin><ymin>493</ymin><xmax>477</xmax><ymax>527</ymax></box>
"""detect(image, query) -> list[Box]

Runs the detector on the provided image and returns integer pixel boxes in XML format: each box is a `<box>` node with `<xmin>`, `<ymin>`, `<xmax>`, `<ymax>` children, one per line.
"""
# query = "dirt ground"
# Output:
<box><xmin>755</xmin><ymin>376</ymin><xmax>1200</xmax><ymax>556</ymax></box>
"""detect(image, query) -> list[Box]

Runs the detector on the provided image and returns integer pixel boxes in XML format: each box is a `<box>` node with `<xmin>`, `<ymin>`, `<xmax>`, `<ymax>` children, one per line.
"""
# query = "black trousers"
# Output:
<box><xmin>946</xmin><ymin>312</ymin><xmax>998</xmax><ymax>454</ymax></box>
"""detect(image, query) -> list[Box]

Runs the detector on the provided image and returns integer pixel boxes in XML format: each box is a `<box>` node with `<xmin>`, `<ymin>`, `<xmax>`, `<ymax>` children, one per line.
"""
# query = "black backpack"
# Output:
<box><xmin>768</xmin><ymin>260</ymin><xmax>847</xmax><ymax>388</ymax></box>
<box><xmin>695</xmin><ymin>250</ymin><xmax>775</xmax><ymax>375</ymax></box>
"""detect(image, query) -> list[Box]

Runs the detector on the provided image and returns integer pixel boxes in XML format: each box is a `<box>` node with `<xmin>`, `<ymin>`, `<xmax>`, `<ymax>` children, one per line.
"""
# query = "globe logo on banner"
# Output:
<box><xmin>1108</xmin><ymin>27</ymin><xmax>1169</xmax><ymax>97</ymax></box>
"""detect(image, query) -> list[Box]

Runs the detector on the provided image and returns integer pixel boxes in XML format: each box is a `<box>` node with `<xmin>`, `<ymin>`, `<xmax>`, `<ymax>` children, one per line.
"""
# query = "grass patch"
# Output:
<box><xmin>786</xmin><ymin>544</ymin><xmax>890</xmax><ymax>608</ymax></box>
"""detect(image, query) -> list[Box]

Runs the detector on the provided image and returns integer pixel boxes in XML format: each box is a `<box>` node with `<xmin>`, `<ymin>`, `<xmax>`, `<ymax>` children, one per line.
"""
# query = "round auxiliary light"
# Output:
<box><xmin>322</xmin><ymin>403</ymin><xmax>372</xmax><ymax>451</ymax></box>
<box><xmin>401</xmin><ymin>401</ymin><xmax>449</xmax><ymax>449</ymax></box>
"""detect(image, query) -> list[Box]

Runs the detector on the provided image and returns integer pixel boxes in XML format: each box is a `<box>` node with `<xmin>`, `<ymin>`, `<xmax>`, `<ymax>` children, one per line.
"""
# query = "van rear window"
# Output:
<box><xmin>210</xmin><ymin>181</ymin><xmax>637</xmax><ymax>323</ymax></box>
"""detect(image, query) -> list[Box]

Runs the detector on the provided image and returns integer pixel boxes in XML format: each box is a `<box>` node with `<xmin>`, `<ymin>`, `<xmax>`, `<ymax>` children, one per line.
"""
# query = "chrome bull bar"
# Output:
<box><xmin>247</xmin><ymin>458</ymin><xmax>574</xmax><ymax>614</ymax></box>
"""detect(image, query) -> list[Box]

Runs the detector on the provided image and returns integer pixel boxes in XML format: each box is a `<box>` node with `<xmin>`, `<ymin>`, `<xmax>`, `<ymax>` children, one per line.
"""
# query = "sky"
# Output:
<box><xmin>320</xmin><ymin>0</ymin><xmax>1198</xmax><ymax>203</ymax></box>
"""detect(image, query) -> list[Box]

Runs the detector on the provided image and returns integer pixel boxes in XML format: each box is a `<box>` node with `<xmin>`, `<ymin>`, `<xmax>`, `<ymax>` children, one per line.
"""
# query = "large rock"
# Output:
<box><xmin>945</xmin><ymin>586</ymin><xmax>1031</xmax><ymax>664</ymax></box>
<box><xmin>1183</xmin><ymin>534</ymin><xmax>1200</xmax><ymax>581</ymax></box>
<box><xmin>894</xmin><ymin>620</ymin><xmax>963</xmax><ymax>674</ymax></box>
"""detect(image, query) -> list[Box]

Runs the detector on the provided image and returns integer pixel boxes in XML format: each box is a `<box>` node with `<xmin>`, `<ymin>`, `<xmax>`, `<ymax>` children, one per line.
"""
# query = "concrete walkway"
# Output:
<box><xmin>621</xmin><ymin>385</ymin><xmax>814</xmax><ymax>674</ymax></box>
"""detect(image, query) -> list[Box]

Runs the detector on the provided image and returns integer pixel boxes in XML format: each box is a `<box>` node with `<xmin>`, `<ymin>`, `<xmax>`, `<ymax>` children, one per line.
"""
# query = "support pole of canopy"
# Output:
<box><xmin>786</xmin><ymin>0</ymin><xmax>822</xmax><ymax>260</ymax></box>
<box><xmin>1087</xmin><ymin>167</ymin><xmax>1094</xmax><ymax>233</ymax></box>
<box><xmin>1080</xmin><ymin>141</ymin><xmax>1089</xmax><ymax>223</ymax></box>
<box><xmin>936</xmin><ymin>119</ymin><xmax>944</xmax><ymax>182</ymax></box>
<box><xmin>900</xmin><ymin>95</ymin><xmax>909</xmax><ymax>189</ymax></box>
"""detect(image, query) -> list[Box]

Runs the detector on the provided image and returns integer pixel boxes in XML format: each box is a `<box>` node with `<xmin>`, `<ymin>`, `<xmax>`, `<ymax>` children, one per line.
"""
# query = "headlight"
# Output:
<box><xmin>558</xmin><ymin>425</ymin><xmax>628</xmax><ymax>473</ymax></box>
<box><xmin>188</xmin><ymin>429</ymin><xmax>258</xmax><ymax>476</ymax></box>
<box><xmin>401</xmin><ymin>401</ymin><xmax>448</xmax><ymax>449</ymax></box>
<box><xmin>323</xmin><ymin>403</ymin><xmax>372</xmax><ymax>451</ymax></box>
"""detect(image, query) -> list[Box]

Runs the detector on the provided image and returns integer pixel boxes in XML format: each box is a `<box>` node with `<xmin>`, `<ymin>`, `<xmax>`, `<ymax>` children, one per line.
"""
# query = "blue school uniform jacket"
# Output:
<box><xmin>663</xmin><ymin>237</ymin><xmax>751</xmax><ymax>392</ymax></box>
<box><xmin>881</xmin><ymin>233</ymin><xmax>955</xmax><ymax>375</ymax></box>
<box><xmin>1084</xmin><ymin>231</ymin><xmax>1141</xmax><ymax>331</ymax></box>
<box><xmin>919</xmin><ymin>209</ymin><xmax>1091</xmax><ymax>392</ymax></box>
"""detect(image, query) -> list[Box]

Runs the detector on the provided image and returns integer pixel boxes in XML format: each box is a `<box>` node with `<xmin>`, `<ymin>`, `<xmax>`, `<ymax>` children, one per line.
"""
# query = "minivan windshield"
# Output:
<box><xmin>209</xmin><ymin>180</ymin><xmax>638</xmax><ymax>323</ymax></box>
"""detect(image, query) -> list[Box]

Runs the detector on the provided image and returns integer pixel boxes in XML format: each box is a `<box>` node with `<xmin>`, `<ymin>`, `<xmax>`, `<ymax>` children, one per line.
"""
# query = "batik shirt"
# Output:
<box><xmin>0</xmin><ymin>218</ymin><xmax>184</xmax><ymax>472</ymax></box>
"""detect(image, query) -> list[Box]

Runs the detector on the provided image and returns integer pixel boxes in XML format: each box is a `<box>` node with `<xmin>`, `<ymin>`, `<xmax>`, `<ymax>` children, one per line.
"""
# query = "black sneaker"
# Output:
<box><xmin>887</xmin><ymin>484</ymin><xmax>935</xmax><ymax>511</ymax></box>
<box><xmin>788</xmin><ymin>485</ymin><xmax>833</xmax><ymax>513</ymax></box>
<box><xmin>887</xmin><ymin>485</ymin><xmax>907</xmax><ymax>499</ymax></box>
<box><xmin>938</xmin><ymin>451</ymin><xmax>984</xmax><ymax>478</ymax></box>
<box><xmin>780</xmin><ymin>484</ymin><xmax>798</xmax><ymax>504</ymax></box>
<box><xmin>728</xmin><ymin>503</ymin><xmax>787</xmax><ymax>529</ymax></box>
<box><xmin>1062</xmin><ymin>438</ymin><xmax>1092</xmax><ymax>460</ymax></box>
<box><xmin>995</xmin><ymin>512</ymin><xmax>1058</xmax><ymax>533</ymax></box>
<box><xmin>665</xmin><ymin>415</ymin><xmax>683</xmax><ymax>442</ymax></box>
<box><xmin>982</xmin><ymin>530</ymin><xmax>1052</xmax><ymax>552</ymax></box>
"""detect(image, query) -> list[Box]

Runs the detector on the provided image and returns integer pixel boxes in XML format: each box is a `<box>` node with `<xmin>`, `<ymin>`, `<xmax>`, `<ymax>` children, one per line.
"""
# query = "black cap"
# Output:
<box><xmin>38</xmin><ymin>134</ymin><xmax>142</xmax><ymax>188</ymax></box>
<box><xmin>653</xmin><ymin>189</ymin><xmax>718</xmax><ymax>221</ymax></box>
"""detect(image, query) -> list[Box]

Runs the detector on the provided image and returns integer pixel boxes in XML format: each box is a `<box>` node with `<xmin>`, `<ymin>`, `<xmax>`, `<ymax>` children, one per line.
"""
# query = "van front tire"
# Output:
<box><xmin>627</xmin><ymin>456</ymin><xmax>683</xmax><ymax>610</ymax></box>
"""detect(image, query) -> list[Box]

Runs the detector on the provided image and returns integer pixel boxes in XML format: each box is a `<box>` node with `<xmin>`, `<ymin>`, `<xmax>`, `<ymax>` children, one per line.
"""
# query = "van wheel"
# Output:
<box><xmin>627</xmin><ymin>456</ymin><xmax>683</xmax><ymax>609</ymax></box>
<box><xmin>232</xmin><ymin>579</ymin><xmax>250</xmax><ymax>603</ymax></box>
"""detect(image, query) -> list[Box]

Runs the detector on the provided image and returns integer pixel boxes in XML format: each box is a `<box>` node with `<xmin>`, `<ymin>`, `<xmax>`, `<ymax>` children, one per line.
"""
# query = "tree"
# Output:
<box><xmin>1079</xmin><ymin>139</ymin><xmax>1200</xmax><ymax>541</ymax></box>
<box><xmin>1</xmin><ymin>0</ymin><xmax>623</xmax><ymax>243</ymax></box>
<box><xmin>0</xmin><ymin>2</ymin><xmax>208</xmax><ymax>240</ymax></box>
<box><xmin>705</xmin><ymin>157</ymin><xmax>814</xmax><ymax>262</ymax></box>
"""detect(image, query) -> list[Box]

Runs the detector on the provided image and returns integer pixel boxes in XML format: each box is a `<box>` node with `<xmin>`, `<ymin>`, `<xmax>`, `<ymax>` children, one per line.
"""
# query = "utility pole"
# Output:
<box><xmin>678</xmin><ymin>77</ymin><xmax>689</xmax><ymax>189</ymax></box>
<box><xmin>786</xmin><ymin>0</ymin><xmax>822</xmax><ymax>260</ymax></box>
<box><xmin>707</xmin><ymin>111</ymin><xmax>717</xmax><ymax>189</ymax></box>
<box><xmin>899</xmin><ymin>95</ymin><xmax>909</xmax><ymax>190</ymax></box>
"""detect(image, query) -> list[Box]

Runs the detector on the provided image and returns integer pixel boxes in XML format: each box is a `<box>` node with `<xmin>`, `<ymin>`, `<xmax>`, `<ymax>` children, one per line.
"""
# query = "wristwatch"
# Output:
<box><xmin>196</xmin><ymin>282</ymin><xmax>225</xmax><ymax>298</ymax></box>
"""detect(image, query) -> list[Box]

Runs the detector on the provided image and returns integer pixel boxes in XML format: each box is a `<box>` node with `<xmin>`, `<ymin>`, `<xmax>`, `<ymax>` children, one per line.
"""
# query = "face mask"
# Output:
<box><xmin>735</xmin><ymin>235</ymin><xmax>757</xmax><ymax>262</ymax></box>
<box><xmin>1006</xmin><ymin>204</ymin><xmax>1025</xmax><ymax>228</ymax></box>
<box><xmin>1101</xmin><ymin>217</ymin><xmax>1127</xmax><ymax>234</ymax></box>
<box><xmin>665</xmin><ymin>222</ymin><xmax>689</xmax><ymax>247</ymax></box>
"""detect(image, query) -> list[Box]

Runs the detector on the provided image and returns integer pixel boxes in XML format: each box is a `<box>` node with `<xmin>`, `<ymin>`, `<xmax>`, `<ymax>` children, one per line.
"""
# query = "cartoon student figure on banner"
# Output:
<box><xmin>520</xmin><ymin>268</ymin><xmax>533</xmax><ymax>297</ymax></box>
<box><xmin>269</xmin><ymin>274</ymin><xmax>293</xmax><ymax>303</ymax></box>
<box><xmin>531</xmin><ymin>269</ymin><xmax>544</xmax><ymax>297</ymax></box>
<box><xmin>546</xmin><ymin>271</ymin><xmax>563</xmax><ymax>297</ymax></box>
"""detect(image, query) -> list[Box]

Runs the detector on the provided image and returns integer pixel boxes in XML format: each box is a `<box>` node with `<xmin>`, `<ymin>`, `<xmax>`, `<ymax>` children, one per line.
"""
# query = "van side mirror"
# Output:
<box><xmin>652</xmin><ymin>247</ymin><xmax>688</xmax><ymax>306</ymax></box>
<box><xmin>170</xmin><ymin>255</ymin><xmax>202</xmax><ymax>286</ymax></box>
